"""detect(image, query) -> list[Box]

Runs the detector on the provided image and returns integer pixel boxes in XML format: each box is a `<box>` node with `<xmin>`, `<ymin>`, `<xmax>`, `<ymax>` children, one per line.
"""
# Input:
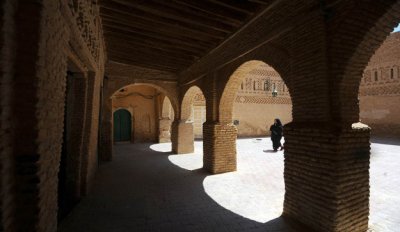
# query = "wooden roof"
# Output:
<box><xmin>99</xmin><ymin>0</ymin><xmax>270</xmax><ymax>73</ymax></box>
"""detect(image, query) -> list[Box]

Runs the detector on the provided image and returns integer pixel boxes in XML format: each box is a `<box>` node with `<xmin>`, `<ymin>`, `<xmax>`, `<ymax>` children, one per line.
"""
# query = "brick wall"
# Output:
<box><xmin>0</xmin><ymin>0</ymin><xmax>106</xmax><ymax>230</ymax></box>
<box><xmin>0</xmin><ymin>1</ymin><xmax>17</xmax><ymax>230</ymax></box>
<box><xmin>359</xmin><ymin>32</ymin><xmax>400</xmax><ymax>136</ymax></box>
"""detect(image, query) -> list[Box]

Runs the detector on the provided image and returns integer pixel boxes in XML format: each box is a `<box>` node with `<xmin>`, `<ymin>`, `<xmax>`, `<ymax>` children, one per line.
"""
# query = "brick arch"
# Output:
<box><xmin>110</xmin><ymin>83</ymin><xmax>178</xmax><ymax>118</ymax></box>
<box><xmin>219</xmin><ymin>60</ymin><xmax>290</xmax><ymax>124</ymax></box>
<box><xmin>328</xmin><ymin>1</ymin><xmax>400</xmax><ymax>123</ymax></box>
<box><xmin>180</xmin><ymin>85</ymin><xmax>204</xmax><ymax>122</ymax></box>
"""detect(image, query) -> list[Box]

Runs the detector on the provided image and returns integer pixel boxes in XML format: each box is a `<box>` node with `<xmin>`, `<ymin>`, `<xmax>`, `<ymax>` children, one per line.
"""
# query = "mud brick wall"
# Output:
<box><xmin>0</xmin><ymin>0</ymin><xmax>106</xmax><ymax>230</ymax></box>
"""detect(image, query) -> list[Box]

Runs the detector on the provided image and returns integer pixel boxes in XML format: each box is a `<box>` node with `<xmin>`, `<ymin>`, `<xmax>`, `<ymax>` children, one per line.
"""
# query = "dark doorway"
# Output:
<box><xmin>58</xmin><ymin>71</ymin><xmax>73</xmax><ymax>220</ymax></box>
<box><xmin>114</xmin><ymin>109</ymin><xmax>132</xmax><ymax>142</ymax></box>
<box><xmin>58</xmin><ymin>68</ymin><xmax>87</xmax><ymax>221</ymax></box>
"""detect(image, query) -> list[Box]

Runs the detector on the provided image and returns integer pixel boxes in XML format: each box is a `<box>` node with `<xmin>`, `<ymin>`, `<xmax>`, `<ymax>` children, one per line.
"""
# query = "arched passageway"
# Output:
<box><xmin>4</xmin><ymin>1</ymin><xmax>400</xmax><ymax>232</ymax></box>
<box><xmin>104</xmin><ymin>83</ymin><xmax>177</xmax><ymax>158</ymax></box>
<box><xmin>159</xmin><ymin>96</ymin><xmax>175</xmax><ymax>143</ymax></box>
<box><xmin>172</xmin><ymin>86</ymin><xmax>206</xmax><ymax>154</ymax></box>
<box><xmin>202</xmin><ymin>60</ymin><xmax>292</xmax><ymax>174</ymax></box>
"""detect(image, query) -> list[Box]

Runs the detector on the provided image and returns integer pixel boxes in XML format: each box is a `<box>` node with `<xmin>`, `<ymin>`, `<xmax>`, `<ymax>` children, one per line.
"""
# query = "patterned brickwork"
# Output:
<box><xmin>235</xmin><ymin>96</ymin><xmax>291</xmax><ymax>105</ymax></box>
<box><xmin>358</xmin><ymin>32</ymin><xmax>400</xmax><ymax>136</ymax></box>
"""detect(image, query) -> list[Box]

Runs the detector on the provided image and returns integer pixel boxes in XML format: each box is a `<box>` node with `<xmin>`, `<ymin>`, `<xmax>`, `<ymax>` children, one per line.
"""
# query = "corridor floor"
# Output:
<box><xmin>59</xmin><ymin>138</ymin><xmax>400</xmax><ymax>232</ymax></box>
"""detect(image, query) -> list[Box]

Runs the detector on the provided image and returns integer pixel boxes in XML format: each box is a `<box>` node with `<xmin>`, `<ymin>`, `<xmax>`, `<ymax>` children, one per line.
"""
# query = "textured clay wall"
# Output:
<box><xmin>360</xmin><ymin>32</ymin><xmax>400</xmax><ymax>136</ymax></box>
<box><xmin>233</xmin><ymin>102</ymin><xmax>292</xmax><ymax>137</ymax></box>
<box><xmin>190</xmin><ymin>64</ymin><xmax>292</xmax><ymax>138</ymax></box>
<box><xmin>112</xmin><ymin>85</ymin><xmax>159</xmax><ymax>143</ymax></box>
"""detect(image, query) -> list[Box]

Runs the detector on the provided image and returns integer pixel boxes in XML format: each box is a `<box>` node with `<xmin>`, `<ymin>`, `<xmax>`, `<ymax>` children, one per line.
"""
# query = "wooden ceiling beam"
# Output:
<box><xmin>108</xmin><ymin>51</ymin><xmax>188</xmax><ymax>72</ymax></box>
<box><xmin>108</xmin><ymin>56</ymin><xmax>180</xmax><ymax>72</ymax></box>
<box><xmin>148</xmin><ymin>0</ymin><xmax>243</xmax><ymax>26</ymax></box>
<box><xmin>99</xmin><ymin>6</ymin><xmax>228</xmax><ymax>40</ymax></box>
<box><xmin>102</xmin><ymin>23</ymin><xmax>215</xmax><ymax>51</ymax></box>
<box><xmin>172</xmin><ymin>0</ymin><xmax>249</xmax><ymax>20</ymax></box>
<box><xmin>104</xmin><ymin>33</ymin><xmax>204</xmax><ymax>56</ymax></box>
<box><xmin>109</xmin><ymin>0</ymin><xmax>235</xmax><ymax>33</ymax></box>
<box><xmin>108</xmin><ymin>44</ymin><xmax>195</xmax><ymax>66</ymax></box>
<box><xmin>248</xmin><ymin>0</ymin><xmax>273</xmax><ymax>5</ymax></box>
<box><xmin>206</xmin><ymin>0</ymin><xmax>261</xmax><ymax>14</ymax></box>
<box><xmin>100</xmin><ymin>13</ymin><xmax>224</xmax><ymax>43</ymax></box>
<box><xmin>105</xmin><ymin>38</ymin><xmax>200</xmax><ymax>62</ymax></box>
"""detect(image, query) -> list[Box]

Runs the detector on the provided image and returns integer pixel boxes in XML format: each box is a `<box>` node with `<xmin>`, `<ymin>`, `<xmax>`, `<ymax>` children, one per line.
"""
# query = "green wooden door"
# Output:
<box><xmin>114</xmin><ymin>109</ymin><xmax>131</xmax><ymax>142</ymax></box>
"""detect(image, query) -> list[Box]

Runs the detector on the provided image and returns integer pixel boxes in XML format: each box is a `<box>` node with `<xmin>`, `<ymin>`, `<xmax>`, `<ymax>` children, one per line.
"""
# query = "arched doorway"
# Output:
<box><xmin>173</xmin><ymin>85</ymin><xmax>206</xmax><ymax>154</ymax></box>
<box><xmin>202</xmin><ymin>60</ymin><xmax>292</xmax><ymax>222</ymax></box>
<box><xmin>113</xmin><ymin>109</ymin><xmax>132</xmax><ymax>142</ymax></box>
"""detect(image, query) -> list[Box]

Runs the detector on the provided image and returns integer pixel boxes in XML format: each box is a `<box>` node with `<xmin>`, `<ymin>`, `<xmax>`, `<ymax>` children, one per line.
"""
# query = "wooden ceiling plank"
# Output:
<box><xmin>100</xmin><ymin>13</ymin><xmax>224</xmax><ymax>43</ymax></box>
<box><xmin>148</xmin><ymin>0</ymin><xmax>243</xmax><ymax>26</ymax></box>
<box><xmin>206</xmin><ymin>0</ymin><xmax>261</xmax><ymax>14</ymax></box>
<box><xmin>248</xmin><ymin>0</ymin><xmax>273</xmax><ymax>5</ymax></box>
<box><xmin>109</xmin><ymin>50</ymin><xmax>190</xmax><ymax>70</ymax></box>
<box><xmin>109</xmin><ymin>0</ymin><xmax>235</xmax><ymax>33</ymax></box>
<box><xmin>99</xmin><ymin>6</ymin><xmax>228</xmax><ymax>40</ymax></box>
<box><xmin>108</xmin><ymin>43</ymin><xmax>196</xmax><ymax>63</ymax></box>
<box><xmin>102</xmin><ymin>23</ymin><xmax>215</xmax><ymax>51</ymax></box>
<box><xmin>109</xmin><ymin>56</ymin><xmax>180</xmax><ymax>72</ymax></box>
<box><xmin>172</xmin><ymin>0</ymin><xmax>249</xmax><ymax>21</ymax></box>
<box><xmin>104</xmin><ymin>33</ymin><xmax>204</xmax><ymax>56</ymax></box>
<box><xmin>106</xmin><ymin>38</ymin><xmax>200</xmax><ymax>62</ymax></box>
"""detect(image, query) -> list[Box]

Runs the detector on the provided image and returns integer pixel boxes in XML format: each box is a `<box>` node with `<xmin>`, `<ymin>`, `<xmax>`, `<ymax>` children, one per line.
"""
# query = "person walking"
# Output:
<box><xmin>269</xmin><ymin>118</ymin><xmax>283</xmax><ymax>151</ymax></box>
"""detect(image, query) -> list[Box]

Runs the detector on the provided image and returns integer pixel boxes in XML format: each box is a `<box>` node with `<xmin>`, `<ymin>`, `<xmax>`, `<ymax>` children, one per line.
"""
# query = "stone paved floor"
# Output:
<box><xmin>59</xmin><ymin>138</ymin><xmax>400</xmax><ymax>232</ymax></box>
<box><xmin>369</xmin><ymin>138</ymin><xmax>400</xmax><ymax>232</ymax></box>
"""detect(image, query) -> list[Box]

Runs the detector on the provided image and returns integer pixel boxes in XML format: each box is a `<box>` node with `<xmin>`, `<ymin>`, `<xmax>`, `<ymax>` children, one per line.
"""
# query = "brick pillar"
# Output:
<box><xmin>283</xmin><ymin>122</ymin><xmax>371</xmax><ymax>232</ymax></box>
<box><xmin>203</xmin><ymin>122</ymin><xmax>237</xmax><ymax>174</ymax></box>
<box><xmin>100</xmin><ymin>98</ymin><xmax>113</xmax><ymax>161</ymax></box>
<box><xmin>171</xmin><ymin>120</ymin><xmax>194</xmax><ymax>154</ymax></box>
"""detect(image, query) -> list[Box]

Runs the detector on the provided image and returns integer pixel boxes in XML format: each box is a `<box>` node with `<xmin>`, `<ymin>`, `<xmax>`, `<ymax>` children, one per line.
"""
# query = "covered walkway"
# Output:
<box><xmin>59</xmin><ymin>138</ymin><xmax>400</xmax><ymax>232</ymax></box>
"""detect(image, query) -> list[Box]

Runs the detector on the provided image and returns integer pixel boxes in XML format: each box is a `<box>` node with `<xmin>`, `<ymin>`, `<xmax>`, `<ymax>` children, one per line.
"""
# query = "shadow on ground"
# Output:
<box><xmin>371</xmin><ymin>136</ymin><xmax>400</xmax><ymax>146</ymax></box>
<box><xmin>58</xmin><ymin>143</ymin><xmax>307</xmax><ymax>232</ymax></box>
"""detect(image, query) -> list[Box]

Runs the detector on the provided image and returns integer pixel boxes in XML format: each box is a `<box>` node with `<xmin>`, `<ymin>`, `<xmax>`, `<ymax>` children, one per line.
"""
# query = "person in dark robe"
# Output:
<box><xmin>269</xmin><ymin>118</ymin><xmax>283</xmax><ymax>151</ymax></box>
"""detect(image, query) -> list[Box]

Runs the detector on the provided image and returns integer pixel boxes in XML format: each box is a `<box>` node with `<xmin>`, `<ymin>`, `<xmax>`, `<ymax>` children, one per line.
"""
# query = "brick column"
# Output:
<box><xmin>171</xmin><ymin>120</ymin><xmax>194</xmax><ymax>154</ymax></box>
<box><xmin>203</xmin><ymin>122</ymin><xmax>237</xmax><ymax>174</ymax></box>
<box><xmin>283</xmin><ymin>122</ymin><xmax>371</xmax><ymax>232</ymax></box>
